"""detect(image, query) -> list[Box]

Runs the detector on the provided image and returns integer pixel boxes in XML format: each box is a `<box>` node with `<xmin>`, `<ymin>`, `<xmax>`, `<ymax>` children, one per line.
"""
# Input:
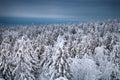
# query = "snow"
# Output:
<box><xmin>0</xmin><ymin>19</ymin><xmax>120</xmax><ymax>80</ymax></box>
<box><xmin>55</xmin><ymin>77</ymin><xmax>68</xmax><ymax>80</ymax></box>
<box><xmin>0</xmin><ymin>78</ymin><xmax>5</xmax><ymax>80</ymax></box>
<box><xmin>70</xmin><ymin>56</ymin><xmax>101</xmax><ymax>80</ymax></box>
<box><xmin>52</xmin><ymin>35</ymin><xmax>65</xmax><ymax>62</ymax></box>
<box><xmin>94</xmin><ymin>46</ymin><xmax>107</xmax><ymax>66</ymax></box>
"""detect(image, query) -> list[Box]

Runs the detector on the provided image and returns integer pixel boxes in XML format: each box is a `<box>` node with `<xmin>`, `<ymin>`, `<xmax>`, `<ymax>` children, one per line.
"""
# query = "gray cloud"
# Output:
<box><xmin>0</xmin><ymin>0</ymin><xmax>120</xmax><ymax>19</ymax></box>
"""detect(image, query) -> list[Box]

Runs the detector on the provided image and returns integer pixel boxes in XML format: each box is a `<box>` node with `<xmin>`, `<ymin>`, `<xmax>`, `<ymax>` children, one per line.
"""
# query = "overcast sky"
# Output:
<box><xmin>0</xmin><ymin>0</ymin><xmax>120</xmax><ymax>19</ymax></box>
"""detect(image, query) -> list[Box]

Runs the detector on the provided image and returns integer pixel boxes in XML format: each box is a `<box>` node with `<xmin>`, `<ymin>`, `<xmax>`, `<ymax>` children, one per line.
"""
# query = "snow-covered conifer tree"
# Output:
<box><xmin>49</xmin><ymin>35</ymin><xmax>72</xmax><ymax>80</ymax></box>
<box><xmin>11</xmin><ymin>35</ymin><xmax>37</xmax><ymax>80</ymax></box>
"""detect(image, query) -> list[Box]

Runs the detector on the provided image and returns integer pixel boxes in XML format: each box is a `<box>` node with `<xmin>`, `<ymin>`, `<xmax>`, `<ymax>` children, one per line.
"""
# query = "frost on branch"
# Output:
<box><xmin>0</xmin><ymin>19</ymin><xmax>120</xmax><ymax>80</ymax></box>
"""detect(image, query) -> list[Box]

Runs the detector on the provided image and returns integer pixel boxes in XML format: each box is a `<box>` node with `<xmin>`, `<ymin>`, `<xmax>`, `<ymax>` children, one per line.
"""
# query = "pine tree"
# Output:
<box><xmin>11</xmin><ymin>36</ymin><xmax>36</xmax><ymax>80</ymax></box>
<box><xmin>49</xmin><ymin>35</ymin><xmax>72</xmax><ymax>80</ymax></box>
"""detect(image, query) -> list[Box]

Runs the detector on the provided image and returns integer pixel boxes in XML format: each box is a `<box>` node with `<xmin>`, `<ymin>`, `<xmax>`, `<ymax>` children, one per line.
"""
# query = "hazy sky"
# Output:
<box><xmin>0</xmin><ymin>0</ymin><xmax>120</xmax><ymax>19</ymax></box>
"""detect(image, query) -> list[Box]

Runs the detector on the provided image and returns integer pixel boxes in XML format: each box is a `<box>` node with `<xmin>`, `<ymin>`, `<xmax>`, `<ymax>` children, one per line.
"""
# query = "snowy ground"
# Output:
<box><xmin>0</xmin><ymin>19</ymin><xmax>120</xmax><ymax>80</ymax></box>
